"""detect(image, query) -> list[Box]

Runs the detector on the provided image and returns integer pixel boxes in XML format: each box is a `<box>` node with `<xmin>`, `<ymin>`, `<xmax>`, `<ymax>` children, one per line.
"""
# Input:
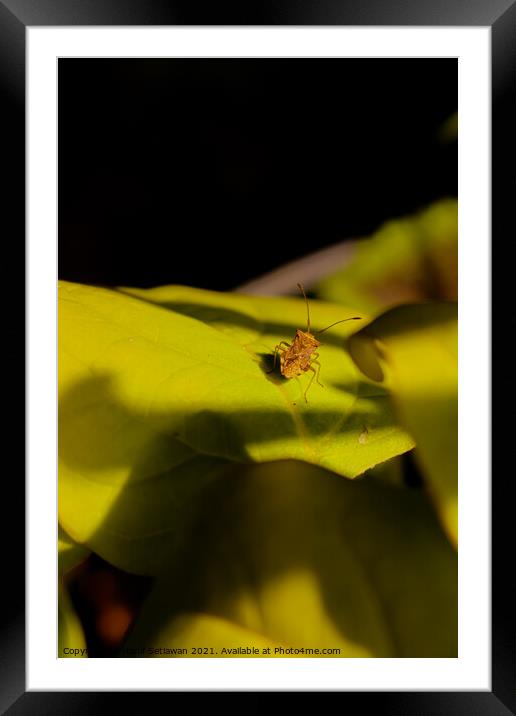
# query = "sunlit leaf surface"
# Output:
<box><xmin>58</xmin><ymin>281</ymin><xmax>413</xmax><ymax>574</ymax></box>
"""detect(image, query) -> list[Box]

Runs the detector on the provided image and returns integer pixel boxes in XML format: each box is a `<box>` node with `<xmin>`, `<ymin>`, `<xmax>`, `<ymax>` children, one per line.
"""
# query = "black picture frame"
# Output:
<box><xmin>5</xmin><ymin>0</ymin><xmax>511</xmax><ymax>711</ymax></box>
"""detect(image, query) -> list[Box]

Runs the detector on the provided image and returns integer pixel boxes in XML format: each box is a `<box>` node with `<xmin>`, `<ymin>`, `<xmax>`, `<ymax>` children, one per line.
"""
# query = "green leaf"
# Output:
<box><xmin>59</xmin><ymin>281</ymin><xmax>414</xmax><ymax>575</ymax></box>
<box><xmin>58</xmin><ymin>524</ymin><xmax>90</xmax><ymax>576</ymax></box>
<box><xmin>122</xmin><ymin>614</ymin><xmax>280</xmax><ymax>658</ymax></box>
<box><xmin>58</xmin><ymin>526</ymin><xmax>89</xmax><ymax>657</ymax></box>
<box><xmin>317</xmin><ymin>199</ymin><xmax>458</xmax><ymax>314</ymax></box>
<box><xmin>58</xmin><ymin>583</ymin><xmax>87</xmax><ymax>658</ymax></box>
<box><xmin>349</xmin><ymin>303</ymin><xmax>458</xmax><ymax>546</ymax></box>
<box><xmin>123</xmin><ymin>461</ymin><xmax>457</xmax><ymax>657</ymax></box>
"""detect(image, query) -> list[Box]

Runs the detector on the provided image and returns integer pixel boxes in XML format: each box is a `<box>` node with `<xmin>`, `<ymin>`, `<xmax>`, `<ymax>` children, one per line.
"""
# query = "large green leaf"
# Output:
<box><xmin>348</xmin><ymin>303</ymin><xmax>458</xmax><ymax>546</ymax></box>
<box><xmin>317</xmin><ymin>199</ymin><xmax>457</xmax><ymax>314</ymax></box>
<box><xmin>123</xmin><ymin>461</ymin><xmax>457</xmax><ymax>657</ymax></box>
<box><xmin>59</xmin><ymin>281</ymin><xmax>413</xmax><ymax>575</ymax></box>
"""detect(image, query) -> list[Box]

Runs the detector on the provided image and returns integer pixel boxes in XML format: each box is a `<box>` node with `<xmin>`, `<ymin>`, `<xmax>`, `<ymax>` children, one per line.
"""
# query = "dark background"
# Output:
<box><xmin>58</xmin><ymin>58</ymin><xmax>457</xmax><ymax>291</ymax></box>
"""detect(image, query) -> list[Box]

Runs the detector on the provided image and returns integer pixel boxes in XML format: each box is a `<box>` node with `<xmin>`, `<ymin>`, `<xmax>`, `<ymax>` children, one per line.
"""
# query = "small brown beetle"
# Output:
<box><xmin>270</xmin><ymin>283</ymin><xmax>360</xmax><ymax>402</ymax></box>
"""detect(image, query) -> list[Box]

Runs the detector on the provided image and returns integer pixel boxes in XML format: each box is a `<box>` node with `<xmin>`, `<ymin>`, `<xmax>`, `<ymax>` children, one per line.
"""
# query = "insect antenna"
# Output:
<box><xmin>297</xmin><ymin>283</ymin><xmax>311</xmax><ymax>333</ymax></box>
<box><xmin>315</xmin><ymin>317</ymin><xmax>361</xmax><ymax>335</ymax></box>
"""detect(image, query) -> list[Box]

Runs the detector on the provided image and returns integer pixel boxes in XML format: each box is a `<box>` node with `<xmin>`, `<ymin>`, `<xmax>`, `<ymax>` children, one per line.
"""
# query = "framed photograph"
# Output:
<box><xmin>5</xmin><ymin>0</ymin><xmax>510</xmax><ymax>709</ymax></box>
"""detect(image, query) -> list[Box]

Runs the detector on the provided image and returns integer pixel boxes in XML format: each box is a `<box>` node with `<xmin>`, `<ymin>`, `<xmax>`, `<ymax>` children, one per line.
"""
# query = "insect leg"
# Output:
<box><xmin>273</xmin><ymin>342</ymin><xmax>292</xmax><ymax>369</ymax></box>
<box><xmin>267</xmin><ymin>341</ymin><xmax>291</xmax><ymax>373</ymax></box>
<box><xmin>304</xmin><ymin>365</ymin><xmax>317</xmax><ymax>402</ymax></box>
<box><xmin>310</xmin><ymin>354</ymin><xmax>324</xmax><ymax>387</ymax></box>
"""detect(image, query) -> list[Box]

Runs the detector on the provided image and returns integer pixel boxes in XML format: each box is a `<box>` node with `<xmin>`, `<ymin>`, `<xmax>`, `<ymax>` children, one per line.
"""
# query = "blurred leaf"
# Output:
<box><xmin>58</xmin><ymin>583</ymin><xmax>87</xmax><ymax>658</ymax></box>
<box><xmin>59</xmin><ymin>281</ymin><xmax>414</xmax><ymax>575</ymax></box>
<box><xmin>123</xmin><ymin>461</ymin><xmax>457</xmax><ymax>657</ymax></box>
<box><xmin>58</xmin><ymin>526</ymin><xmax>89</xmax><ymax>657</ymax></box>
<box><xmin>58</xmin><ymin>524</ymin><xmax>90</xmax><ymax>576</ymax></box>
<box><xmin>317</xmin><ymin>199</ymin><xmax>457</xmax><ymax>314</ymax></box>
<box><xmin>123</xmin><ymin>614</ymin><xmax>280</xmax><ymax>657</ymax></box>
<box><xmin>349</xmin><ymin>303</ymin><xmax>457</xmax><ymax>546</ymax></box>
